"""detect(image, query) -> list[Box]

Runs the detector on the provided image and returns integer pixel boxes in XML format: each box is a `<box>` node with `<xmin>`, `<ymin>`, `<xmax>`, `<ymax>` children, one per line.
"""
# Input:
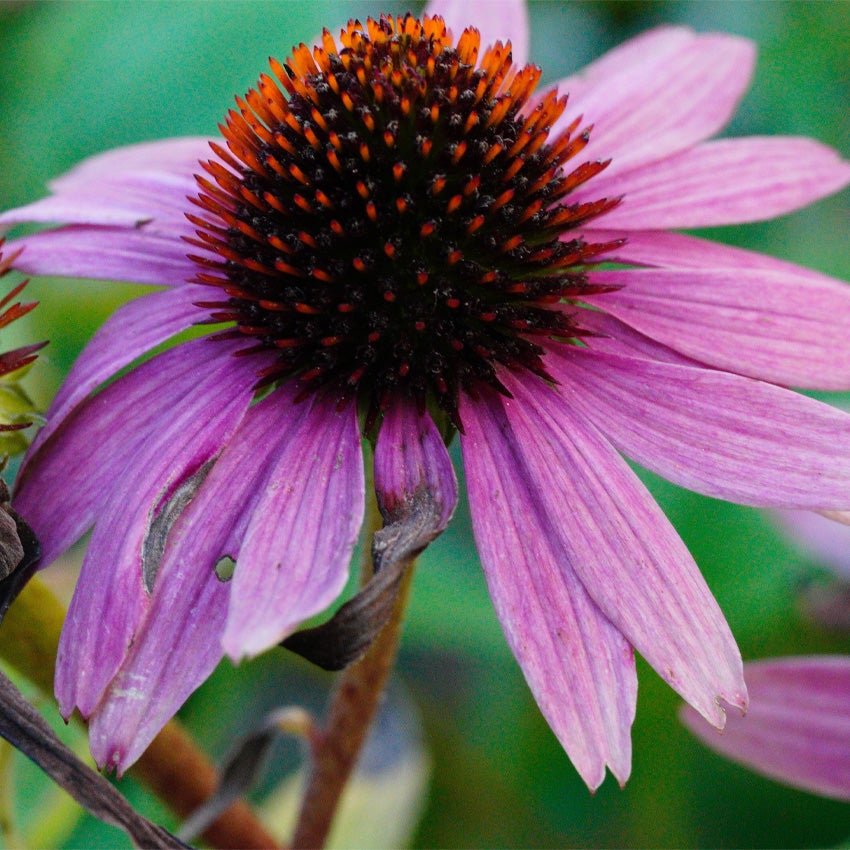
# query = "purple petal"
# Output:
<box><xmin>55</xmin><ymin>341</ymin><xmax>258</xmax><ymax>719</ymax></box>
<box><xmin>7</xmin><ymin>226</ymin><xmax>199</xmax><ymax>286</ymax></box>
<box><xmin>490</xmin><ymin>370</ymin><xmax>747</xmax><ymax>728</ymax></box>
<box><xmin>222</xmin><ymin>392</ymin><xmax>364</xmax><ymax>659</ymax></box>
<box><xmin>772</xmin><ymin>509</ymin><xmax>850</xmax><ymax>580</ymax></box>
<box><xmin>573</xmin><ymin>310</ymin><xmax>700</xmax><ymax>366</ymax></box>
<box><xmin>819</xmin><ymin>510</ymin><xmax>850</xmax><ymax>526</ymax></box>
<box><xmin>554</xmin><ymin>31</ymin><xmax>754</xmax><ymax>174</ymax></box>
<box><xmin>557</xmin><ymin>27</ymin><xmax>695</xmax><ymax>99</ymax></box>
<box><xmin>547</xmin><ymin>347</ymin><xmax>850</xmax><ymax>510</ymax></box>
<box><xmin>579</xmin><ymin>227</ymin><xmax>829</xmax><ymax>274</ymax></box>
<box><xmin>584</xmin><ymin>266</ymin><xmax>850</xmax><ymax>389</ymax></box>
<box><xmin>459</xmin><ymin>389</ymin><xmax>637</xmax><ymax>789</ymax></box>
<box><xmin>682</xmin><ymin>657</ymin><xmax>850</xmax><ymax>801</ymax></box>
<box><xmin>30</xmin><ymin>285</ymin><xmax>209</xmax><ymax>457</ymax></box>
<box><xmin>87</xmin><ymin>390</ymin><xmax>304</xmax><ymax>773</ymax></box>
<box><xmin>15</xmin><ymin>338</ymin><xmax>254</xmax><ymax>567</ymax></box>
<box><xmin>374</xmin><ymin>396</ymin><xmax>457</xmax><ymax>531</ymax></box>
<box><xmin>578</xmin><ymin>138</ymin><xmax>850</xmax><ymax>228</ymax></box>
<box><xmin>423</xmin><ymin>0</ymin><xmax>529</xmax><ymax>66</ymax></box>
<box><xmin>0</xmin><ymin>138</ymin><xmax>209</xmax><ymax>234</ymax></box>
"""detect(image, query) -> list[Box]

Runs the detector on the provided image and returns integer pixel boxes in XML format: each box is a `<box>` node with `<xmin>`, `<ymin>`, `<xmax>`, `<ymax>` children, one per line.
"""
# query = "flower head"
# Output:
<box><xmin>189</xmin><ymin>15</ymin><xmax>619</xmax><ymax>429</ymax></box>
<box><xmin>3</xmin><ymin>0</ymin><xmax>850</xmax><ymax>789</ymax></box>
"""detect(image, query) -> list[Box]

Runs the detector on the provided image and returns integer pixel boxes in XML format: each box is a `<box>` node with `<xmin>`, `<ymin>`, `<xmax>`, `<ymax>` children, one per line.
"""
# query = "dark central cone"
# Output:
<box><xmin>187</xmin><ymin>14</ymin><xmax>622</xmax><ymax>427</ymax></box>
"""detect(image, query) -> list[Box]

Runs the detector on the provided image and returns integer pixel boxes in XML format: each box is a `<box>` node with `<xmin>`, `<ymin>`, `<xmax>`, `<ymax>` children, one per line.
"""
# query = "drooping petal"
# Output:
<box><xmin>460</xmin><ymin>388</ymin><xmax>637</xmax><ymax>789</ymax></box>
<box><xmin>374</xmin><ymin>395</ymin><xmax>457</xmax><ymax>531</ymax></box>
<box><xmin>577</xmin><ymin>137</ymin><xmax>850</xmax><ymax>228</ymax></box>
<box><xmin>424</xmin><ymin>0</ymin><xmax>529</xmax><ymax>66</ymax></box>
<box><xmin>14</xmin><ymin>338</ymin><xmax>254</xmax><ymax>566</ymax></box>
<box><xmin>548</xmin><ymin>347</ymin><xmax>850</xmax><ymax>510</ymax></box>
<box><xmin>7</xmin><ymin>226</ymin><xmax>199</xmax><ymax>287</ymax></box>
<box><xmin>553</xmin><ymin>31</ymin><xmax>755</xmax><ymax>175</ymax></box>
<box><xmin>583</xmin><ymin>267</ymin><xmax>850</xmax><ymax>389</ymax></box>
<box><xmin>495</xmin><ymin>370</ymin><xmax>747</xmax><ymax>728</ymax></box>
<box><xmin>0</xmin><ymin>138</ymin><xmax>209</xmax><ymax>234</ymax></box>
<box><xmin>222</xmin><ymin>391</ymin><xmax>364</xmax><ymax>659</ymax></box>
<box><xmin>55</xmin><ymin>341</ymin><xmax>257</xmax><ymax>720</ymax></box>
<box><xmin>87</xmin><ymin>390</ymin><xmax>304</xmax><ymax>773</ymax></box>
<box><xmin>682</xmin><ymin>657</ymin><xmax>850</xmax><ymax>801</ymax></box>
<box><xmin>30</xmin><ymin>285</ymin><xmax>209</xmax><ymax>457</ymax></box>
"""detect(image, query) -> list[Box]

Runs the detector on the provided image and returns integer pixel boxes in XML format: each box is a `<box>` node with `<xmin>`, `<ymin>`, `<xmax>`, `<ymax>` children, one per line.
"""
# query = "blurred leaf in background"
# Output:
<box><xmin>1</xmin><ymin>1</ymin><xmax>850</xmax><ymax>847</ymax></box>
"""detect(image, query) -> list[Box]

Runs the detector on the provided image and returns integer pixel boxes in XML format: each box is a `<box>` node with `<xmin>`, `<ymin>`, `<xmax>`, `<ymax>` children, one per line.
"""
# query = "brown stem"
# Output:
<box><xmin>135</xmin><ymin>724</ymin><xmax>278</xmax><ymax>849</ymax></box>
<box><xmin>289</xmin><ymin>566</ymin><xmax>413</xmax><ymax>849</ymax></box>
<box><xmin>0</xmin><ymin>577</ymin><xmax>278</xmax><ymax>849</ymax></box>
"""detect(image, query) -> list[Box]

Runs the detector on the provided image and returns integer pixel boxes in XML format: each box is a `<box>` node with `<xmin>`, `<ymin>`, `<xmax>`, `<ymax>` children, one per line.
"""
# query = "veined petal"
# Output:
<box><xmin>0</xmin><ymin>138</ymin><xmax>209</xmax><ymax>234</ymax></box>
<box><xmin>7</xmin><ymin>226</ymin><xmax>198</xmax><ymax>287</ymax></box>
<box><xmin>554</xmin><ymin>31</ymin><xmax>755</xmax><ymax>174</ymax></box>
<box><xmin>31</xmin><ymin>285</ymin><xmax>209</xmax><ymax>457</ymax></box>
<box><xmin>460</xmin><ymin>389</ymin><xmax>636</xmax><ymax>789</ymax></box>
<box><xmin>222</xmin><ymin>392</ymin><xmax>364</xmax><ymax>659</ymax></box>
<box><xmin>577</xmin><ymin>137</ymin><xmax>850</xmax><ymax>229</ymax></box>
<box><xmin>558</xmin><ymin>27</ymin><xmax>695</xmax><ymax>99</ymax></box>
<box><xmin>584</xmin><ymin>267</ymin><xmax>850</xmax><ymax>389</ymax></box>
<box><xmin>578</xmin><ymin>227</ymin><xmax>833</xmax><ymax>275</ymax></box>
<box><xmin>374</xmin><ymin>395</ymin><xmax>457</xmax><ymax>531</ymax></box>
<box><xmin>497</xmin><ymin>370</ymin><xmax>747</xmax><ymax>728</ymax></box>
<box><xmin>87</xmin><ymin>390</ymin><xmax>303</xmax><ymax>773</ymax></box>
<box><xmin>573</xmin><ymin>310</ymin><xmax>700</xmax><ymax>366</ymax></box>
<box><xmin>14</xmin><ymin>338</ymin><xmax>253</xmax><ymax>566</ymax></box>
<box><xmin>547</xmin><ymin>348</ymin><xmax>850</xmax><ymax>510</ymax></box>
<box><xmin>55</xmin><ymin>343</ymin><xmax>257</xmax><ymax>719</ymax></box>
<box><xmin>682</xmin><ymin>657</ymin><xmax>850</xmax><ymax>801</ymax></box>
<box><xmin>424</xmin><ymin>0</ymin><xmax>529</xmax><ymax>66</ymax></box>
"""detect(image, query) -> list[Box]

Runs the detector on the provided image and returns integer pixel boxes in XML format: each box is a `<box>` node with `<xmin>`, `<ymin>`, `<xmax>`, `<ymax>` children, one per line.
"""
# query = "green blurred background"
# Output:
<box><xmin>1</xmin><ymin>1</ymin><xmax>850</xmax><ymax>847</ymax></box>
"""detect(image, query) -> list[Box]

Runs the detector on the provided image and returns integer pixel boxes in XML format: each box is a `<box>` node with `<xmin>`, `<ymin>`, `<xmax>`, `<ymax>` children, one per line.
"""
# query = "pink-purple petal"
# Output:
<box><xmin>584</xmin><ymin>267</ymin><xmax>850</xmax><ymax>389</ymax></box>
<box><xmin>0</xmin><ymin>138</ymin><xmax>209</xmax><ymax>234</ymax></box>
<box><xmin>682</xmin><ymin>657</ymin><xmax>850</xmax><ymax>801</ymax></box>
<box><xmin>578</xmin><ymin>138</ymin><xmax>850</xmax><ymax>228</ymax></box>
<box><xmin>374</xmin><ymin>396</ymin><xmax>457</xmax><ymax>531</ymax></box>
<box><xmin>460</xmin><ymin>390</ymin><xmax>636</xmax><ymax>789</ymax></box>
<box><xmin>548</xmin><ymin>348</ymin><xmax>850</xmax><ymax>510</ymax></box>
<box><xmin>497</xmin><ymin>370</ymin><xmax>747</xmax><ymax>729</ymax></box>
<box><xmin>7</xmin><ymin>226</ymin><xmax>198</xmax><ymax>286</ymax></box>
<box><xmin>772</xmin><ymin>509</ymin><xmax>850</xmax><ymax>580</ymax></box>
<box><xmin>30</xmin><ymin>285</ymin><xmax>209</xmax><ymax>457</ymax></box>
<box><xmin>55</xmin><ymin>343</ymin><xmax>257</xmax><ymax>720</ymax></box>
<box><xmin>14</xmin><ymin>338</ymin><xmax>251</xmax><ymax>566</ymax></box>
<box><xmin>423</xmin><ymin>0</ymin><xmax>529</xmax><ymax>65</ymax></box>
<box><xmin>553</xmin><ymin>32</ymin><xmax>754</xmax><ymax>175</ymax></box>
<box><xmin>557</xmin><ymin>27</ymin><xmax>695</xmax><ymax>100</ymax></box>
<box><xmin>222</xmin><ymin>392</ymin><xmax>364</xmax><ymax>659</ymax></box>
<box><xmin>86</xmin><ymin>390</ymin><xmax>305</xmax><ymax>773</ymax></box>
<box><xmin>50</xmin><ymin>137</ymin><xmax>211</xmax><ymax>187</ymax></box>
<box><xmin>579</xmin><ymin>227</ymin><xmax>827</xmax><ymax>275</ymax></box>
<box><xmin>572</xmin><ymin>310</ymin><xmax>700</xmax><ymax>366</ymax></box>
<box><xmin>818</xmin><ymin>510</ymin><xmax>850</xmax><ymax>526</ymax></box>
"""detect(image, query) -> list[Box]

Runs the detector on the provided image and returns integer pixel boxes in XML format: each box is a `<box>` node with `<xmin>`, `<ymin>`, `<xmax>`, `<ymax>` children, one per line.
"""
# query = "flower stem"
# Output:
<box><xmin>0</xmin><ymin>576</ymin><xmax>278</xmax><ymax>850</ymax></box>
<box><xmin>290</xmin><ymin>562</ymin><xmax>414</xmax><ymax>850</ymax></box>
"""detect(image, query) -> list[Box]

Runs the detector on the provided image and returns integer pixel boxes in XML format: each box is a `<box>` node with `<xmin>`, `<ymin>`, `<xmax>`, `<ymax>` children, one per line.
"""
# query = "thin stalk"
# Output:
<box><xmin>0</xmin><ymin>577</ymin><xmax>278</xmax><ymax>850</ymax></box>
<box><xmin>290</xmin><ymin>563</ymin><xmax>414</xmax><ymax>849</ymax></box>
<box><xmin>289</xmin><ymin>476</ymin><xmax>417</xmax><ymax>850</ymax></box>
